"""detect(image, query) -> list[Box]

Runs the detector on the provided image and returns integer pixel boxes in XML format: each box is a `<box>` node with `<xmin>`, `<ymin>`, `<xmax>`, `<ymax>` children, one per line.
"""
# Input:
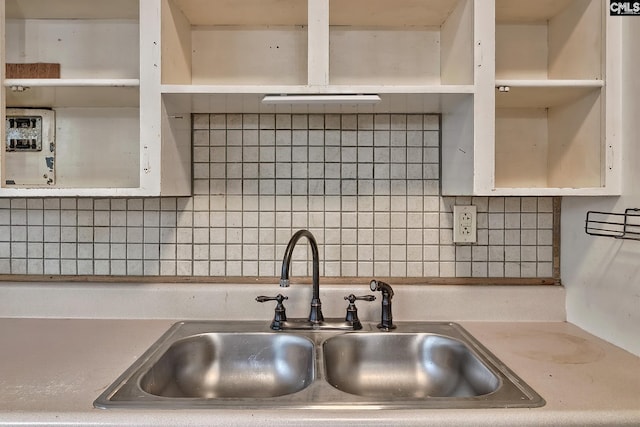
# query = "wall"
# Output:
<box><xmin>0</xmin><ymin>113</ymin><xmax>555</xmax><ymax>278</ymax></box>
<box><xmin>562</xmin><ymin>20</ymin><xmax>640</xmax><ymax>356</ymax></box>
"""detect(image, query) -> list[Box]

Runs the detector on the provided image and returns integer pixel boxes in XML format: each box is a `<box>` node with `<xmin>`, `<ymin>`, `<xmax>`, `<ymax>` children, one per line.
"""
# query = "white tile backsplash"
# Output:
<box><xmin>0</xmin><ymin>114</ymin><xmax>557</xmax><ymax>278</ymax></box>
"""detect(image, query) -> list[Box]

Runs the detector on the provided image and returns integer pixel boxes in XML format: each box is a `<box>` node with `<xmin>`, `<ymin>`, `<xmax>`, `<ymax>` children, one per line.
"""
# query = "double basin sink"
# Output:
<box><xmin>94</xmin><ymin>321</ymin><xmax>544</xmax><ymax>409</ymax></box>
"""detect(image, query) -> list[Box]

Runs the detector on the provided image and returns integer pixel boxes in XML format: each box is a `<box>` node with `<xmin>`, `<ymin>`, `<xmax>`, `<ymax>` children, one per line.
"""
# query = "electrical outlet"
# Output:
<box><xmin>453</xmin><ymin>205</ymin><xmax>477</xmax><ymax>243</ymax></box>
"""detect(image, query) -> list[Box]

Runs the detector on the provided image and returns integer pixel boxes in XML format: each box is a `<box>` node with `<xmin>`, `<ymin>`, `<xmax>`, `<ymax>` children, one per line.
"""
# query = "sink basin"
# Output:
<box><xmin>323</xmin><ymin>333</ymin><xmax>499</xmax><ymax>398</ymax></box>
<box><xmin>140</xmin><ymin>333</ymin><xmax>314</xmax><ymax>398</ymax></box>
<box><xmin>95</xmin><ymin>321</ymin><xmax>544</xmax><ymax>409</ymax></box>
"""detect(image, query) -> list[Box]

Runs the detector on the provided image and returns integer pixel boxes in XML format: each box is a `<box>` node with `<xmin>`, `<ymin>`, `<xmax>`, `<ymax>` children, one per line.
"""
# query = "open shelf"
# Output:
<box><xmin>5</xmin><ymin>0</ymin><xmax>138</xmax><ymax>19</ymax></box>
<box><xmin>5</xmin><ymin>79</ymin><xmax>140</xmax><ymax>108</ymax></box>
<box><xmin>495</xmin><ymin>0</ymin><xmax>602</xmax><ymax>81</ymax></box>
<box><xmin>2</xmin><ymin>0</ymin><xmax>143</xmax><ymax>193</ymax></box>
<box><xmin>47</xmin><ymin>107</ymin><xmax>141</xmax><ymax>189</ymax></box>
<box><xmin>486</xmin><ymin>0</ymin><xmax>617</xmax><ymax>196</ymax></box>
<box><xmin>328</xmin><ymin>0</ymin><xmax>473</xmax><ymax>85</ymax></box>
<box><xmin>162</xmin><ymin>0</ymin><xmax>308</xmax><ymax>86</ymax></box>
<box><xmin>495</xmin><ymin>87</ymin><xmax>603</xmax><ymax>190</ymax></box>
<box><xmin>5</xmin><ymin>11</ymin><xmax>139</xmax><ymax>80</ymax></box>
<box><xmin>494</xmin><ymin>81</ymin><xmax>603</xmax><ymax>108</ymax></box>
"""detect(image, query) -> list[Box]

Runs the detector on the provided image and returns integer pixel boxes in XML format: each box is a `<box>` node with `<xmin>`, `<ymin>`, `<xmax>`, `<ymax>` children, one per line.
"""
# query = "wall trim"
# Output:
<box><xmin>0</xmin><ymin>274</ymin><xmax>558</xmax><ymax>286</ymax></box>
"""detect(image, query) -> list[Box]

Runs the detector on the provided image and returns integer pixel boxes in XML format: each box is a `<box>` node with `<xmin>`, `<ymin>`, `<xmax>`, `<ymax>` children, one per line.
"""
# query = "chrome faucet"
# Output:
<box><xmin>279</xmin><ymin>229</ymin><xmax>324</xmax><ymax>324</ymax></box>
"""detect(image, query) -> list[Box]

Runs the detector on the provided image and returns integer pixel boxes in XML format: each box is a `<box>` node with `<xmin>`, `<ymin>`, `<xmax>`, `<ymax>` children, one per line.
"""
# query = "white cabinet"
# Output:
<box><xmin>159</xmin><ymin>0</ymin><xmax>476</xmax><ymax>108</ymax></box>
<box><xmin>0</xmin><ymin>0</ymin><xmax>191</xmax><ymax>196</ymax></box>
<box><xmin>1</xmin><ymin>0</ymin><xmax>620</xmax><ymax>197</ymax></box>
<box><xmin>443</xmin><ymin>0</ymin><xmax>621</xmax><ymax>196</ymax></box>
<box><xmin>492</xmin><ymin>0</ymin><xmax>620</xmax><ymax>195</ymax></box>
<box><xmin>159</xmin><ymin>0</ymin><xmax>480</xmax><ymax>197</ymax></box>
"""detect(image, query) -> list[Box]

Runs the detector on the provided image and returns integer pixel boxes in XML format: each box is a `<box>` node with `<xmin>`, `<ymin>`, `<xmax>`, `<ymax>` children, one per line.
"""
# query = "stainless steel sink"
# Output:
<box><xmin>323</xmin><ymin>333</ymin><xmax>499</xmax><ymax>398</ymax></box>
<box><xmin>95</xmin><ymin>321</ymin><xmax>544</xmax><ymax>409</ymax></box>
<box><xmin>139</xmin><ymin>333</ymin><xmax>314</xmax><ymax>398</ymax></box>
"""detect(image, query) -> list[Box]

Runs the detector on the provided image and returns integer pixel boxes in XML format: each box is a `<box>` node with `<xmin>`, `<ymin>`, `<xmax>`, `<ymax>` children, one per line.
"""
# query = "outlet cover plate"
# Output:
<box><xmin>453</xmin><ymin>205</ymin><xmax>477</xmax><ymax>243</ymax></box>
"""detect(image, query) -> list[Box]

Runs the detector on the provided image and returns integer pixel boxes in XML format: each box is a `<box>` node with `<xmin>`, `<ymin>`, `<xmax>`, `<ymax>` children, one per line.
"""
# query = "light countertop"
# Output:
<box><xmin>0</xmin><ymin>318</ymin><xmax>638</xmax><ymax>426</ymax></box>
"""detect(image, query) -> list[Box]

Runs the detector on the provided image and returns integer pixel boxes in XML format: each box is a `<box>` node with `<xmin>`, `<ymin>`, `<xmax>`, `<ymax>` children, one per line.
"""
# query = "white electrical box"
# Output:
<box><xmin>5</xmin><ymin>108</ymin><xmax>55</xmax><ymax>187</ymax></box>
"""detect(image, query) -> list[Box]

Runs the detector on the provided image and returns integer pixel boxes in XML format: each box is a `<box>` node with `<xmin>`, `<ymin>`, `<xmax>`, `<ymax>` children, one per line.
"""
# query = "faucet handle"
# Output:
<box><xmin>344</xmin><ymin>294</ymin><xmax>375</xmax><ymax>330</ymax></box>
<box><xmin>256</xmin><ymin>294</ymin><xmax>288</xmax><ymax>304</ymax></box>
<box><xmin>345</xmin><ymin>294</ymin><xmax>376</xmax><ymax>303</ymax></box>
<box><xmin>256</xmin><ymin>294</ymin><xmax>288</xmax><ymax>330</ymax></box>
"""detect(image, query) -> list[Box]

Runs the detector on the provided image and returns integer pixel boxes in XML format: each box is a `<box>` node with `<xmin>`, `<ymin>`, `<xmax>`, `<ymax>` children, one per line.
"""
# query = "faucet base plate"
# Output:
<box><xmin>272</xmin><ymin>318</ymin><xmax>362</xmax><ymax>331</ymax></box>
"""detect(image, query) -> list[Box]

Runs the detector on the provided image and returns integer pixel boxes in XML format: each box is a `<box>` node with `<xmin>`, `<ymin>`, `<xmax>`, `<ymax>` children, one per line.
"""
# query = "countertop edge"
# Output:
<box><xmin>0</xmin><ymin>409</ymin><xmax>638</xmax><ymax>427</ymax></box>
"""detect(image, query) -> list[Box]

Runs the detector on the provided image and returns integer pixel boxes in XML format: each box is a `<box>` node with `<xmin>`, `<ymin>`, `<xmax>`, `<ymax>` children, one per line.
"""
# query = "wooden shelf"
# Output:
<box><xmin>161</xmin><ymin>84</ymin><xmax>475</xmax><ymax>94</ymax></box>
<box><xmin>6</xmin><ymin>87</ymin><xmax>140</xmax><ymax>108</ymax></box>
<box><xmin>329</xmin><ymin>0</ymin><xmax>460</xmax><ymax>26</ymax></box>
<box><xmin>495</xmin><ymin>81</ymin><xmax>603</xmax><ymax>108</ymax></box>
<box><xmin>486</xmin><ymin>187</ymin><xmax>616</xmax><ymax>197</ymax></box>
<box><xmin>4</xmin><ymin>79</ymin><xmax>140</xmax><ymax>108</ymax></box>
<box><xmin>4</xmin><ymin>78</ymin><xmax>140</xmax><ymax>87</ymax></box>
<box><xmin>5</xmin><ymin>0</ymin><xmax>138</xmax><ymax>19</ymax></box>
<box><xmin>169</xmin><ymin>0</ymin><xmax>307</xmax><ymax>26</ymax></box>
<box><xmin>495</xmin><ymin>0</ymin><xmax>574</xmax><ymax>23</ymax></box>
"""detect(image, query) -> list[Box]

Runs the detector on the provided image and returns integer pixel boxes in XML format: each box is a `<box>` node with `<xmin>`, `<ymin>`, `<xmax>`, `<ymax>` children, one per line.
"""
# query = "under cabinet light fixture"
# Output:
<box><xmin>261</xmin><ymin>94</ymin><xmax>381</xmax><ymax>105</ymax></box>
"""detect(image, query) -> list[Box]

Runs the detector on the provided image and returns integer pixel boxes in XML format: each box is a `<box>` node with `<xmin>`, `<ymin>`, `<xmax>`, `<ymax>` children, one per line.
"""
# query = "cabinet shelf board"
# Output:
<box><xmin>5</xmin><ymin>86</ymin><xmax>140</xmax><ymax>108</ymax></box>
<box><xmin>170</xmin><ymin>0</ymin><xmax>307</xmax><ymax>26</ymax></box>
<box><xmin>329</xmin><ymin>0</ymin><xmax>460</xmax><ymax>27</ymax></box>
<box><xmin>161</xmin><ymin>84</ymin><xmax>475</xmax><ymax>95</ymax></box>
<box><xmin>162</xmin><ymin>92</ymin><xmax>470</xmax><ymax>114</ymax></box>
<box><xmin>487</xmin><ymin>187</ymin><xmax>615</xmax><ymax>197</ymax></box>
<box><xmin>0</xmin><ymin>187</ymin><xmax>153</xmax><ymax>197</ymax></box>
<box><xmin>495</xmin><ymin>84</ymin><xmax>602</xmax><ymax>109</ymax></box>
<box><xmin>6</xmin><ymin>0</ymin><xmax>139</xmax><ymax>20</ymax></box>
<box><xmin>496</xmin><ymin>0</ymin><xmax>574</xmax><ymax>23</ymax></box>
<box><xmin>495</xmin><ymin>79</ymin><xmax>604</xmax><ymax>88</ymax></box>
<box><xmin>4</xmin><ymin>78</ymin><xmax>140</xmax><ymax>88</ymax></box>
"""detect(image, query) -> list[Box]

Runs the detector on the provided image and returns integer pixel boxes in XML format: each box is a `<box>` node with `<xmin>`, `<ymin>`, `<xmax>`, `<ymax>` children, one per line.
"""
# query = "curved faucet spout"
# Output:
<box><xmin>280</xmin><ymin>229</ymin><xmax>323</xmax><ymax>323</ymax></box>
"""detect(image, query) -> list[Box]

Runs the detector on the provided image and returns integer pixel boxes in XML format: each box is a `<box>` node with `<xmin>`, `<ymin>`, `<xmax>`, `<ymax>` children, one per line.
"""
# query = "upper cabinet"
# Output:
<box><xmin>443</xmin><ymin>0</ymin><xmax>621</xmax><ymax>196</ymax></box>
<box><xmin>159</xmin><ymin>0</ymin><xmax>477</xmax><ymax>112</ymax></box>
<box><xmin>1</xmin><ymin>0</ymin><xmax>621</xmax><ymax>197</ymax></box>
<box><xmin>492</xmin><ymin>0</ymin><xmax>618</xmax><ymax>195</ymax></box>
<box><xmin>0</xmin><ymin>0</ymin><xmax>191</xmax><ymax>197</ymax></box>
<box><xmin>161</xmin><ymin>0</ymin><xmax>474</xmax><ymax>88</ymax></box>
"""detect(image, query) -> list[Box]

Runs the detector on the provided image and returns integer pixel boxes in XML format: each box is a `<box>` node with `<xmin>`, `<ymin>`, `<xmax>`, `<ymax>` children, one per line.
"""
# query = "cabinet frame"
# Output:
<box><xmin>0</xmin><ymin>0</ymin><xmax>191</xmax><ymax>197</ymax></box>
<box><xmin>442</xmin><ymin>0</ymin><xmax>621</xmax><ymax>196</ymax></box>
<box><xmin>0</xmin><ymin>0</ymin><xmax>621</xmax><ymax>197</ymax></box>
